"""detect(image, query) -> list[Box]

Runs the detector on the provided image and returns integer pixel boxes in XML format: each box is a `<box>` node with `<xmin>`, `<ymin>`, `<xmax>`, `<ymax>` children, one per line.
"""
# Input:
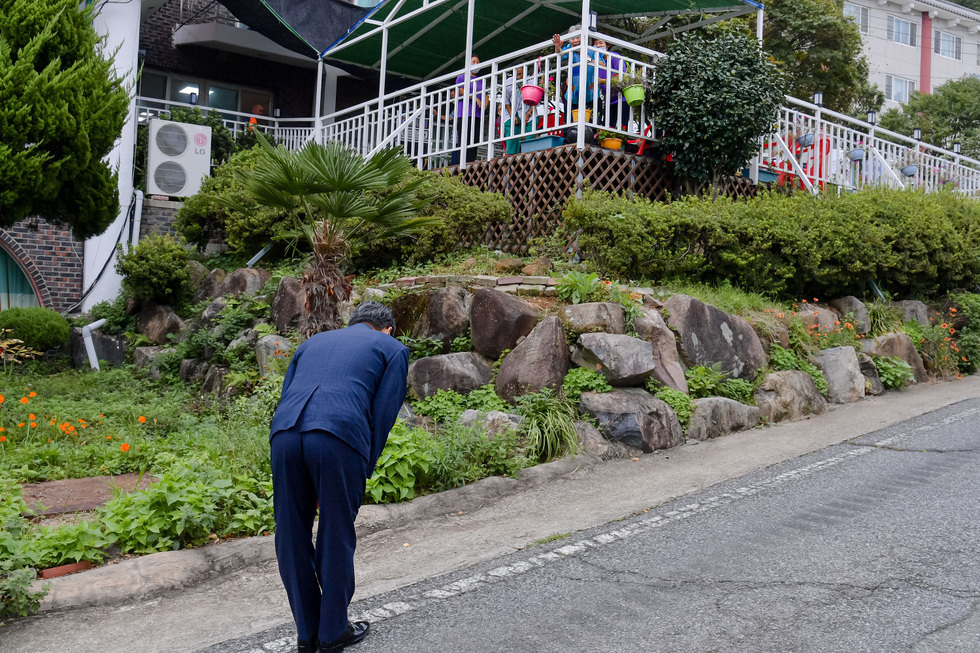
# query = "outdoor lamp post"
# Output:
<box><xmin>813</xmin><ymin>92</ymin><xmax>824</xmax><ymax>107</ymax></box>
<box><xmin>867</xmin><ymin>110</ymin><xmax>876</xmax><ymax>125</ymax></box>
<box><xmin>274</xmin><ymin>108</ymin><xmax>281</xmax><ymax>118</ymax></box>
<box><xmin>954</xmin><ymin>142</ymin><xmax>962</xmax><ymax>154</ymax></box>
<box><xmin>189</xmin><ymin>92</ymin><xmax>198</xmax><ymax>106</ymax></box>
<box><xmin>914</xmin><ymin>128</ymin><xmax>922</xmax><ymax>141</ymax></box>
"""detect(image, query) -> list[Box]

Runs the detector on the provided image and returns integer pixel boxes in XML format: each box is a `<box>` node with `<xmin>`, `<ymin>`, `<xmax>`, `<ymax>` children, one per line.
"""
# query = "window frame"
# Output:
<box><xmin>843</xmin><ymin>2</ymin><xmax>870</xmax><ymax>34</ymax></box>
<box><xmin>887</xmin><ymin>15</ymin><xmax>918</xmax><ymax>48</ymax></box>
<box><xmin>933</xmin><ymin>29</ymin><xmax>962</xmax><ymax>61</ymax></box>
<box><xmin>885</xmin><ymin>74</ymin><xmax>917</xmax><ymax>104</ymax></box>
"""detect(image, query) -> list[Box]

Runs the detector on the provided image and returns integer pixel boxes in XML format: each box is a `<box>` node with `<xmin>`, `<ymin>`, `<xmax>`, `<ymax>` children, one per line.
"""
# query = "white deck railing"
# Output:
<box><xmin>136</xmin><ymin>30</ymin><xmax>980</xmax><ymax>199</ymax></box>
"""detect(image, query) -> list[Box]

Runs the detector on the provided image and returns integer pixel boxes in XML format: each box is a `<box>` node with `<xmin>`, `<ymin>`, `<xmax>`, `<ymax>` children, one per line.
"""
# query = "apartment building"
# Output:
<box><xmin>843</xmin><ymin>0</ymin><xmax>980</xmax><ymax>106</ymax></box>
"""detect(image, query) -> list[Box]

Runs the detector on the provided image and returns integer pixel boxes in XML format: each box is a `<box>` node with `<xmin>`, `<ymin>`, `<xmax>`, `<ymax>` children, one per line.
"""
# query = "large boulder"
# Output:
<box><xmin>68</xmin><ymin>328</ymin><xmax>126</xmax><ymax>369</ymax></box>
<box><xmin>861</xmin><ymin>332</ymin><xmax>927</xmax><ymax>383</ymax></box>
<box><xmin>571</xmin><ymin>333</ymin><xmax>656</xmax><ymax>386</ymax></box>
<box><xmin>813</xmin><ymin>346</ymin><xmax>866</xmax><ymax>404</ymax></box>
<box><xmin>201</xmin><ymin>364</ymin><xmax>230</xmax><ymax>396</ymax></box>
<box><xmin>470</xmin><ymin>289</ymin><xmax>539</xmax><ymax>360</ymax></box>
<box><xmin>222</xmin><ymin>268</ymin><xmax>271</xmax><ymax>298</ymax></box>
<box><xmin>563</xmin><ymin>303</ymin><xmax>625</xmax><ymax>335</ymax></box>
<box><xmin>687</xmin><ymin>397</ymin><xmax>760</xmax><ymax>441</ymax></box>
<box><xmin>200</xmin><ymin>298</ymin><xmax>227</xmax><ymax>327</ymax></box>
<box><xmin>634</xmin><ymin>307</ymin><xmax>688</xmax><ymax>393</ymax></box>
<box><xmin>857</xmin><ymin>353</ymin><xmax>886</xmax><ymax>396</ymax></box>
<box><xmin>495</xmin><ymin>257</ymin><xmax>525</xmax><ymax>273</ymax></box>
<box><xmin>408</xmin><ymin>352</ymin><xmax>493</xmax><ymax>399</ymax></box>
<box><xmin>574</xmin><ymin>420</ymin><xmax>643</xmax><ymax>460</ymax></box>
<box><xmin>664</xmin><ymin>294</ymin><xmax>765</xmax><ymax>380</ymax></box>
<box><xmin>187</xmin><ymin>260</ymin><xmax>209</xmax><ymax>292</ymax></box>
<box><xmin>892</xmin><ymin>300</ymin><xmax>930</xmax><ymax>328</ymax></box>
<box><xmin>390</xmin><ymin>288</ymin><xmax>472</xmax><ymax>351</ymax></box>
<box><xmin>496</xmin><ymin>317</ymin><xmax>569</xmax><ymax>402</ymax></box>
<box><xmin>179</xmin><ymin>358</ymin><xmax>210</xmax><ymax>384</ymax></box>
<box><xmin>579</xmin><ymin>388</ymin><xmax>684</xmax><ymax>452</ymax></box>
<box><xmin>754</xmin><ymin>371</ymin><xmax>827</xmax><ymax>423</ymax></box>
<box><xmin>133</xmin><ymin>345</ymin><xmax>173</xmax><ymax>380</ymax></box>
<box><xmin>137</xmin><ymin>303</ymin><xmax>185</xmax><ymax>345</ymax></box>
<box><xmin>796</xmin><ymin>304</ymin><xmax>839</xmax><ymax>332</ymax></box>
<box><xmin>828</xmin><ymin>296</ymin><xmax>870</xmax><ymax>334</ymax></box>
<box><xmin>193</xmin><ymin>268</ymin><xmax>226</xmax><ymax>303</ymax></box>
<box><xmin>255</xmin><ymin>334</ymin><xmax>292</xmax><ymax>376</ymax></box>
<box><xmin>271</xmin><ymin>277</ymin><xmax>306</xmax><ymax>335</ymax></box>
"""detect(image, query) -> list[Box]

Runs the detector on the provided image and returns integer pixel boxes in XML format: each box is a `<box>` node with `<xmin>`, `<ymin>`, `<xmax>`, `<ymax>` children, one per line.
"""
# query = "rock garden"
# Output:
<box><xmin>4</xmin><ymin>139</ymin><xmax>980</xmax><ymax>621</ymax></box>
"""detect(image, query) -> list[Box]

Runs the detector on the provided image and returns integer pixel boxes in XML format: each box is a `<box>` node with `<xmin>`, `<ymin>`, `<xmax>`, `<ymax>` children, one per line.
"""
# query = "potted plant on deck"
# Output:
<box><xmin>612</xmin><ymin>70</ymin><xmax>649</xmax><ymax>108</ymax></box>
<box><xmin>897</xmin><ymin>148</ymin><xmax>921</xmax><ymax>177</ymax></box>
<box><xmin>596</xmin><ymin>130</ymin><xmax>624</xmax><ymax>150</ymax></box>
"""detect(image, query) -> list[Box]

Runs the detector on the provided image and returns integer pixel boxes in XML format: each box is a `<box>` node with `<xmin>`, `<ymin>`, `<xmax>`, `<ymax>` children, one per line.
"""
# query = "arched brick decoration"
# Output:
<box><xmin>0</xmin><ymin>231</ymin><xmax>50</xmax><ymax>308</ymax></box>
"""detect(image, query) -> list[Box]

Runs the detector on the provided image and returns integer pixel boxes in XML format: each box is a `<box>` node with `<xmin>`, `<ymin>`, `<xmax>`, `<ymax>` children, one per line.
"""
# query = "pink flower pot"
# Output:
<box><xmin>520</xmin><ymin>84</ymin><xmax>545</xmax><ymax>106</ymax></box>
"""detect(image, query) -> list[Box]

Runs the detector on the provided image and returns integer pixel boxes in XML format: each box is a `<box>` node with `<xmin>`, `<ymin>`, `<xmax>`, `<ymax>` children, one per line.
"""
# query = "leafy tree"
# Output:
<box><xmin>879</xmin><ymin>77</ymin><xmax>980</xmax><ymax>158</ymax></box>
<box><xmin>762</xmin><ymin>0</ymin><xmax>872</xmax><ymax>113</ymax></box>
<box><xmin>651</xmin><ymin>30</ymin><xmax>784</xmax><ymax>193</ymax></box>
<box><xmin>221</xmin><ymin>135</ymin><xmax>440</xmax><ymax>333</ymax></box>
<box><xmin>952</xmin><ymin>0</ymin><xmax>980</xmax><ymax>10</ymax></box>
<box><xmin>0</xmin><ymin>0</ymin><xmax>129</xmax><ymax>239</ymax></box>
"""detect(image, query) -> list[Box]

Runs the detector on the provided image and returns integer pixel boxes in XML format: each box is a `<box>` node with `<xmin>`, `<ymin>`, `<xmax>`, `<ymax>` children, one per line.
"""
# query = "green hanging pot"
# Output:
<box><xmin>621</xmin><ymin>84</ymin><xmax>646</xmax><ymax>107</ymax></box>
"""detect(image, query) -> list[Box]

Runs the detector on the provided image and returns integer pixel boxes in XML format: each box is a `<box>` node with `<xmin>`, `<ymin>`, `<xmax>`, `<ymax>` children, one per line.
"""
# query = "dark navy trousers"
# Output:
<box><xmin>271</xmin><ymin>428</ymin><xmax>369</xmax><ymax>644</ymax></box>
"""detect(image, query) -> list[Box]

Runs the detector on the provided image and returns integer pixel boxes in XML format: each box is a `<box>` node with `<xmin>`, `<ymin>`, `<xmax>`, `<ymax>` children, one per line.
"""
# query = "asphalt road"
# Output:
<box><xmin>211</xmin><ymin>398</ymin><xmax>980</xmax><ymax>653</ymax></box>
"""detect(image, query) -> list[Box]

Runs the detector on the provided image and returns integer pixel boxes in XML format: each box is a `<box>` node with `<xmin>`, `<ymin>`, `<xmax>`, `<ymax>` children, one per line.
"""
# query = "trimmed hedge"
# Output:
<box><xmin>0</xmin><ymin>307</ymin><xmax>70</xmax><ymax>352</ymax></box>
<box><xmin>562</xmin><ymin>188</ymin><xmax>980</xmax><ymax>299</ymax></box>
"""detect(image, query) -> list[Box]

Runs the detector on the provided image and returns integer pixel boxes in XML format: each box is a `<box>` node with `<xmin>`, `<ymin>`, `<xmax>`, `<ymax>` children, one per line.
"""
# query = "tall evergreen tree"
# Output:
<box><xmin>0</xmin><ymin>0</ymin><xmax>129</xmax><ymax>239</ymax></box>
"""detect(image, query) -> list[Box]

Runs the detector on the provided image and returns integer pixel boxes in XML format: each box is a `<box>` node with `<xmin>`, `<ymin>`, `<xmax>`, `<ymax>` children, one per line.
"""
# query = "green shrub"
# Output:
<box><xmin>875</xmin><ymin>356</ymin><xmax>914</xmax><ymax>389</ymax></box>
<box><xmin>950</xmin><ymin>292</ymin><xmax>980</xmax><ymax>373</ymax></box>
<box><xmin>685</xmin><ymin>364</ymin><xmax>726</xmax><ymax>399</ymax></box>
<box><xmin>0</xmin><ymin>307</ymin><xmax>70</xmax><ymax>351</ymax></box>
<box><xmin>556</xmin><ymin>271</ymin><xmax>601</xmax><ymax>304</ymax></box>
<box><xmin>768</xmin><ymin>344</ymin><xmax>829</xmax><ymax>395</ymax></box>
<box><xmin>175</xmin><ymin>148</ymin><xmax>285</xmax><ymax>254</ymax></box>
<box><xmin>562</xmin><ymin>367</ymin><xmax>613</xmax><ymax>403</ymax></box>
<box><xmin>397</xmin><ymin>335</ymin><xmax>444</xmax><ymax>361</ymax></box>
<box><xmin>365</xmin><ymin>420</ymin><xmax>434</xmax><ymax>504</ymax></box>
<box><xmin>88</xmin><ymin>294</ymin><xmax>135</xmax><ymax>335</ymax></box>
<box><xmin>354</xmin><ymin>171</ymin><xmax>511</xmax><ymax>266</ymax></box>
<box><xmin>0</xmin><ymin>480</ymin><xmax>48</xmax><ymax>618</ymax></box>
<box><xmin>562</xmin><ymin>187</ymin><xmax>980</xmax><ymax>301</ymax></box>
<box><xmin>422</xmin><ymin>421</ymin><xmax>530</xmax><ymax>492</ymax></box>
<box><xmin>717</xmin><ymin>378</ymin><xmax>755</xmax><ymax>404</ymax></box>
<box><xmin>114</xmin><ymin>235</ymin><xmax>190</xmax><ymax>304</ymax></box>
<box><xmin>651</xmin><ymin>384</ymin><xmax>695</xmax><ymax>428</ymax></box>
<box><xmin>514</xmin><ymin>388</ymin><xmax>578</xmax><ymax>462</ymax></box>
<box><xmin>413</xmin><ymin>385</ymin><xmax>507</xmax><ymax>423</ymax></box>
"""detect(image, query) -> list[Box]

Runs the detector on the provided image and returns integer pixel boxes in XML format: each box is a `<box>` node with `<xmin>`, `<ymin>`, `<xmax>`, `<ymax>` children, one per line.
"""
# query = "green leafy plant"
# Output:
<box><xmin>421</xmin><ymin>421</ymin><xmax>530</xmax><ymax>492</ymax></box>
<box><xmin>89</xmin><ymin>294</ymin><xmax>136</xmax><ymax>335</ymax></box>
<box><xmin>685</xmin><ymin>364</ymin><xmax>726</xmax><ymax>399</ymax></box>
<box><xmin>717</xmin><ymin>378</ymin><xmax>755</xmax><ymax>405</ymax></box>
<box><xmin>650</xmin><ymin>383</ymin><xmax>695</xmax><ymax>428</ymax></box>
<box><xmin>114</xmin><ymin>234</ymin><xmax>190</xmax><ymax>305</ymax></box>
<box><xmin>412</xmin><ymin>385</ymin><xmax>507</xmax><ymax>423</ymax></box>
<box><xmin>768</xmin><ymin>344</ymin><xmax>829</xmax><ymax>395</ymax></box>
<box><xmin>556</xmin><ymin>271</ymin><xmax>601</xmax><ymax>305</ymax></box>
<box><xmin>365</xmin><ymin>420</ymin><xmax>435</xmax><ymax>503</ymax></box>
<box><xmin>867</xmin><ymin>303</ymin><xmax>904</xmax><ymax>337</ymax></box>
<box><xmin>514</xmin><ymin>388</ymin><xmax>578</xmax><ymax>462</ymax></box>
<box><xmin>450</xmin><ymin>331</ymin><xmax>473</xmax><ymax>353</ymax></box>
<box><xmin>0</xmin><ymin>307</ymin><xmax>69</xmax><ymax>352</ymax></box>
<box><xmin>397</xmin><ymin>335</ymin><xmax>446</xmax><ymax>362</ymax></box>
<box><xmin>875</xmin><ymin>356</ymin><xmax>914</xmax><ymax>389</ymax></box>
<box><xmin>562</xmin><ymin>367</ymin><xmax>612</xmax><ymax>403</ymax></box>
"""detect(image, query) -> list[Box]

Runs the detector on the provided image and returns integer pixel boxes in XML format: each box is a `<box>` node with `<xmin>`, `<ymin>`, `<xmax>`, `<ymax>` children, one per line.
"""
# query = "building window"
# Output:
<box><xmin>843</xmin><ymin>3</ymin><xmax>870</xmax><ymax>34</ymax></box>
<box><xmin>138</xmin><ymin>70</ymin><xmax>273</xmax><ymax>115</ymax></box>
<box><xmin>0</xmin><ymin>250</ymin><xmax>40</xmax><ymax>310</ymax></box>
<box><xmin>934</xmin><ymin>30</ymin><xmax>962</xmax><ymax>60</ymax></box>
<box><xmin>887</xmin><ymin>15</ymin><xmax>918</xmax><ymax>47</ymax></box>
<box><xmin>886</xmin><ymin>75</ymin><xmax>916</xmax><ymax>104</ymax></box>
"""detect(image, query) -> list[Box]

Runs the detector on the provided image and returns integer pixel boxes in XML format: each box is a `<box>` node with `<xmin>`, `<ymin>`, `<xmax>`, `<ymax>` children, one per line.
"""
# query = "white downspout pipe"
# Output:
<box><xmin>83</xmin><ymin>319</ymin><xmax>107</xmax><ymax>372</ymax></box>
<box><xmin>575</xmin><ymin>0</ymin><xmax>591</xmax><ymax>150</ymax></box>
<box><xmin>130</xmin><ymin>190</ymin><xmax>143</xmax><ymax>249</ymax></box>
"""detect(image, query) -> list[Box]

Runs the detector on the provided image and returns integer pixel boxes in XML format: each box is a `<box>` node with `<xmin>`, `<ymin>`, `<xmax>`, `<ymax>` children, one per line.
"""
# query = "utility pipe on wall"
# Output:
<box><xmin>82</xmin><ymin>319</ymin><xmax>107</xmax><ymax>372</ymax></box>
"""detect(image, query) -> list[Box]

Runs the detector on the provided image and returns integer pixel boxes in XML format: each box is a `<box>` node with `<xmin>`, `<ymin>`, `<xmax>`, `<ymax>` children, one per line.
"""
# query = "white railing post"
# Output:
<box><xmin>576</xmin><ymin>2</ymin><xmax>590</xmax><ymax>150</ymax></box>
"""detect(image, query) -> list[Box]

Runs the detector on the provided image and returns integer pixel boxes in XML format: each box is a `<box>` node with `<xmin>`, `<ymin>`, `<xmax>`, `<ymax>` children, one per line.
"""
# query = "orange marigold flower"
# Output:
<box><xmin>802</xmin><ymin>299</ymin><xmax>808</xmax><ymax>303</ymax></box>
<box><xmin>0</xmin><ymin>436</ymin><xmax>5</xmax><ymax>443</ymax></box>
<box><xmin>47</xmin><ymin>438</ymin><xmax>51</xmax><ymax>443</ymax></box>
<box><xmin>28</xmin><ymin>414</ymin><xmax>35</xmax><ymax>419</ymax></box>
<box><xmin>17</xmin><ymin>422</ymin><xmax>24</xmax><ymax>427</ymax></box>
<box><xmin>949</xmin><ymin>328</ymin><xmax>956</xmax><ymax>334</ymax></box>
<box><xmin>834</xmin><ymin>321</ymin><xmax>840</xmax><ymax>326</ymax></box>
<box><xmin>19</xmin><ymin>397</ymin><xmax>28</xmax><ymax>404</ymax></box>
<box><xmin>958</xmin><ymin>374</ymin><xmax>963</xmax><ymax>379</ymax></box>
<box><xmin>813</xmin><ymin>298</ymin><xmax>819</xmax><ymax>302</ymax></box>
<box><xmin>106</xmin><ymin>435</ymin><xmax>112</xmax><ymax>440</ymax></box>
<box><xmin>30</xmin><ymin>422</ymin><xmax>36</xmax><ymax>428</ymax></box>
<box><xmin>813</xmin><ymin>311</ymin><xmax>818</xmax><ymax>316</ymax></box>
<box><xmin>950</xmin><ymin>308</ymin><xmax>958</xmax><ymax>312</ymax></box>
<box><xmin>138</xmin><ymin>415</ymin><xmax>146</xmax><ymax>424</ymax></box>
<box><xmin>49</xmin><ymin>420</ymin><xmax>55</xmax><ymax>426</ymax></box>
<box><xmin>0</xmin><ymin>395</ymin><xmax>5</xmax><ymax>403</ymax></box>
<box><xmin>67</xmin><ymin>425</ymin><xmax>75</xmax><ymax>433</ymax></box>
<box><xmin>0</xmin><ymin>427</ymin><xmax>5</xmax><ymax>432</ymax></box>
<box><xmin>963</xmin><ymin>357</ymin><xmax>968</xmax><ymax>361</ymax></box>
<box><xmin>28</xmin><ymin>391</ymin><xmax>36</xmax><ymax>398</ymax></box>
<box><xmin>121</xmin><ymin>443</ymin><xmax>131</xmax><ymax>452</ymax></box>
<box><xmin>942</xmin><ymin>323</ymin><xmax>949</xmax><ymax>328</ymax></box>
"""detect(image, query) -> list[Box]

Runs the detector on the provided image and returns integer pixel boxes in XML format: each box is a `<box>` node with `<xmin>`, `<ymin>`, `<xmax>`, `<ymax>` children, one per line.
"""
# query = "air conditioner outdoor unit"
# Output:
<box><xmin>146</xmin><ymin>119</ymin><xmax>212</xmax><ymax>197</ymax></box>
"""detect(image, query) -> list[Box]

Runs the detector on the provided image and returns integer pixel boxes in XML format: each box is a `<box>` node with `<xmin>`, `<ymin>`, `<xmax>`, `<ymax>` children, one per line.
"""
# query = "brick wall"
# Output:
<box><xmin>140</xmin><ymin>0</ymin><xmax>316</xmax><ymax>118</ymax></box>
<box><xmin>140</xmin><ymin>198</ymin><xmax>183</xmax><ymax>239</ymax></box>
<box><xmin>0</xmin><ymin>220</ymin><xmax>83</xmax><ymax>313</ymax></box>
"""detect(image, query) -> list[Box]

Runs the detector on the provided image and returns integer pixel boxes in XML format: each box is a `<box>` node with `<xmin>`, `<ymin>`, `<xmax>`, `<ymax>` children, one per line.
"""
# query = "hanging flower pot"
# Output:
<box><xmin>620</xmin><ymin>84</ymin><xmax>645</xmax><ymax>107</ymax></box>
<box><xmin>571</xmin><ymin>108</ymin><xmax>592</xmax><ymax>122</ymax></box>
<box><xmin>796</xmin><ymin>133</ymin><xmax>815</xmax><ymax>148</ymax></box>
<box><xmin>901</xmin><ymin>164</ymin><xmax>919</xmax><ymax>177</ymax></box>
<box><xmin>520</xmin><ymin>84</ymin><xmax>545</xmax><ymax>107</ymax></box>
<box><xmin>848</xmin><ymin>148</ymin><xmax>866</xmax><ymax>162</ymax></box>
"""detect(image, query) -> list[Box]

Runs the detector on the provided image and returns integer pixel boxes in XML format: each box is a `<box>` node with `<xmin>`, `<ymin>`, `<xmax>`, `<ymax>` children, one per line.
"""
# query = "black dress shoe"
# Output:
<box><xmin>319</xmin><ymin>621</ymin><xmax>370</xmax><ymax>652</ymax></box>
<box><xmin>298</xmin><ymin>638</ymin><xmax>317</xmax><ymax>652</ymax></box>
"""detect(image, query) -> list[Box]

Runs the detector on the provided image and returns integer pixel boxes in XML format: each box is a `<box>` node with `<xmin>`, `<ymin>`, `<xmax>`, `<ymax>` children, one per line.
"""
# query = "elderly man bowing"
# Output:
<box><xmin>270</xmin><ymin>302</ymin><xmax>409</xmax><ymax>652</ymax></box>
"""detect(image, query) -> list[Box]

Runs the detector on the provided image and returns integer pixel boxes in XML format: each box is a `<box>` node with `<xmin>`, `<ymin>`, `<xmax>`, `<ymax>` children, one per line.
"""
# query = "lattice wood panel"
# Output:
<box><xmin>448</xmin><ymin>145</ymin><xmax>757</xmax><ymax>254</ymax></box>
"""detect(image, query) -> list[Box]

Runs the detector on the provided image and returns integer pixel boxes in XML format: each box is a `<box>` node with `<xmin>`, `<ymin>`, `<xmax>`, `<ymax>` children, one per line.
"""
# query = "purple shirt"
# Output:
<box><xmin>456</xmin><ymin>73</ymin><xmax>485</xmax><ymax>118</ymax></box>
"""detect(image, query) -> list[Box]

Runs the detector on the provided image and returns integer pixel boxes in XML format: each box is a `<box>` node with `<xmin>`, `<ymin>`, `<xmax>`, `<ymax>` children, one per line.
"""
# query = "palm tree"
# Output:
<box><xmin>220</xmin><ymin>134</ymin><xmax>440</xmax><ymax>334</ymax></box>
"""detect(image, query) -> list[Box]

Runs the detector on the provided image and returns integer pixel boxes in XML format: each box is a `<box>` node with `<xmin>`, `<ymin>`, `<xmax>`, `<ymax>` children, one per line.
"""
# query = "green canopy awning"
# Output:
<box><xmin>323</xmin><ymin>0</ymin><xmax>763</xmax><ymax>81</ymax></box>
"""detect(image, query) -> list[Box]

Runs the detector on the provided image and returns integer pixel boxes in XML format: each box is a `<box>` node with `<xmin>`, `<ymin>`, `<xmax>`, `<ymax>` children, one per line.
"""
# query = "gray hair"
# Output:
<box><xmin>349</xmin><ymin>301</ymin><xmax>396</xmax><ymax>331</ymax></box>
<box><xmin>567</xmin><ymin>24</ymin><xmax>581</xmax><ymax>35</ymax></box>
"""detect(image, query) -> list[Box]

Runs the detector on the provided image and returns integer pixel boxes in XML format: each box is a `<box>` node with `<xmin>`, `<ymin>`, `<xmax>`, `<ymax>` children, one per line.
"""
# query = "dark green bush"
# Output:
<box><xmin>114</xmin><ymin>234</ymin><xmax>190</xmax><ymax>304</ymax></box>
<box><xmin>562</xmin><ymin>187</ymin><xmax>980</xmax><ymax>300</ymax></box>
<box><xmin>175</xmin><ymin>148</ymin><xmax>285</xmax><ymax>254</ymax></box>
<box><xmin>88</xmin><ymin>294</ymin><xmax>135</xmax><ymax>335</ymax></box>
<box><xmin>0</xmin><ymin>307</ymin><xmax>70</xmax><ymax>351</ymax></box>
<box><xmin>353</xmin><ymin>171</ymin><xmax>511</xmax><ymax>267</ymax></box>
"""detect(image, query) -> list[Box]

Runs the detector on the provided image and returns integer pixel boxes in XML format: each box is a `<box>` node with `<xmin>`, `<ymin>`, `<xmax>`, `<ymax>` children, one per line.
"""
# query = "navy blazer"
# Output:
<box><xmin>270</xmin><ymin>323</ymin><xmax>409</xmax><ymax>475</ymax></box>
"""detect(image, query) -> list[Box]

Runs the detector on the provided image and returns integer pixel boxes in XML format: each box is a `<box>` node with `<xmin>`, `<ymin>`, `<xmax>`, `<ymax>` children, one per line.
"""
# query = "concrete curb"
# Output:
<box><xmin>35</xmin><ymin>453</ymin><xmax>602</xmax><ymax>612</ymax></box>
